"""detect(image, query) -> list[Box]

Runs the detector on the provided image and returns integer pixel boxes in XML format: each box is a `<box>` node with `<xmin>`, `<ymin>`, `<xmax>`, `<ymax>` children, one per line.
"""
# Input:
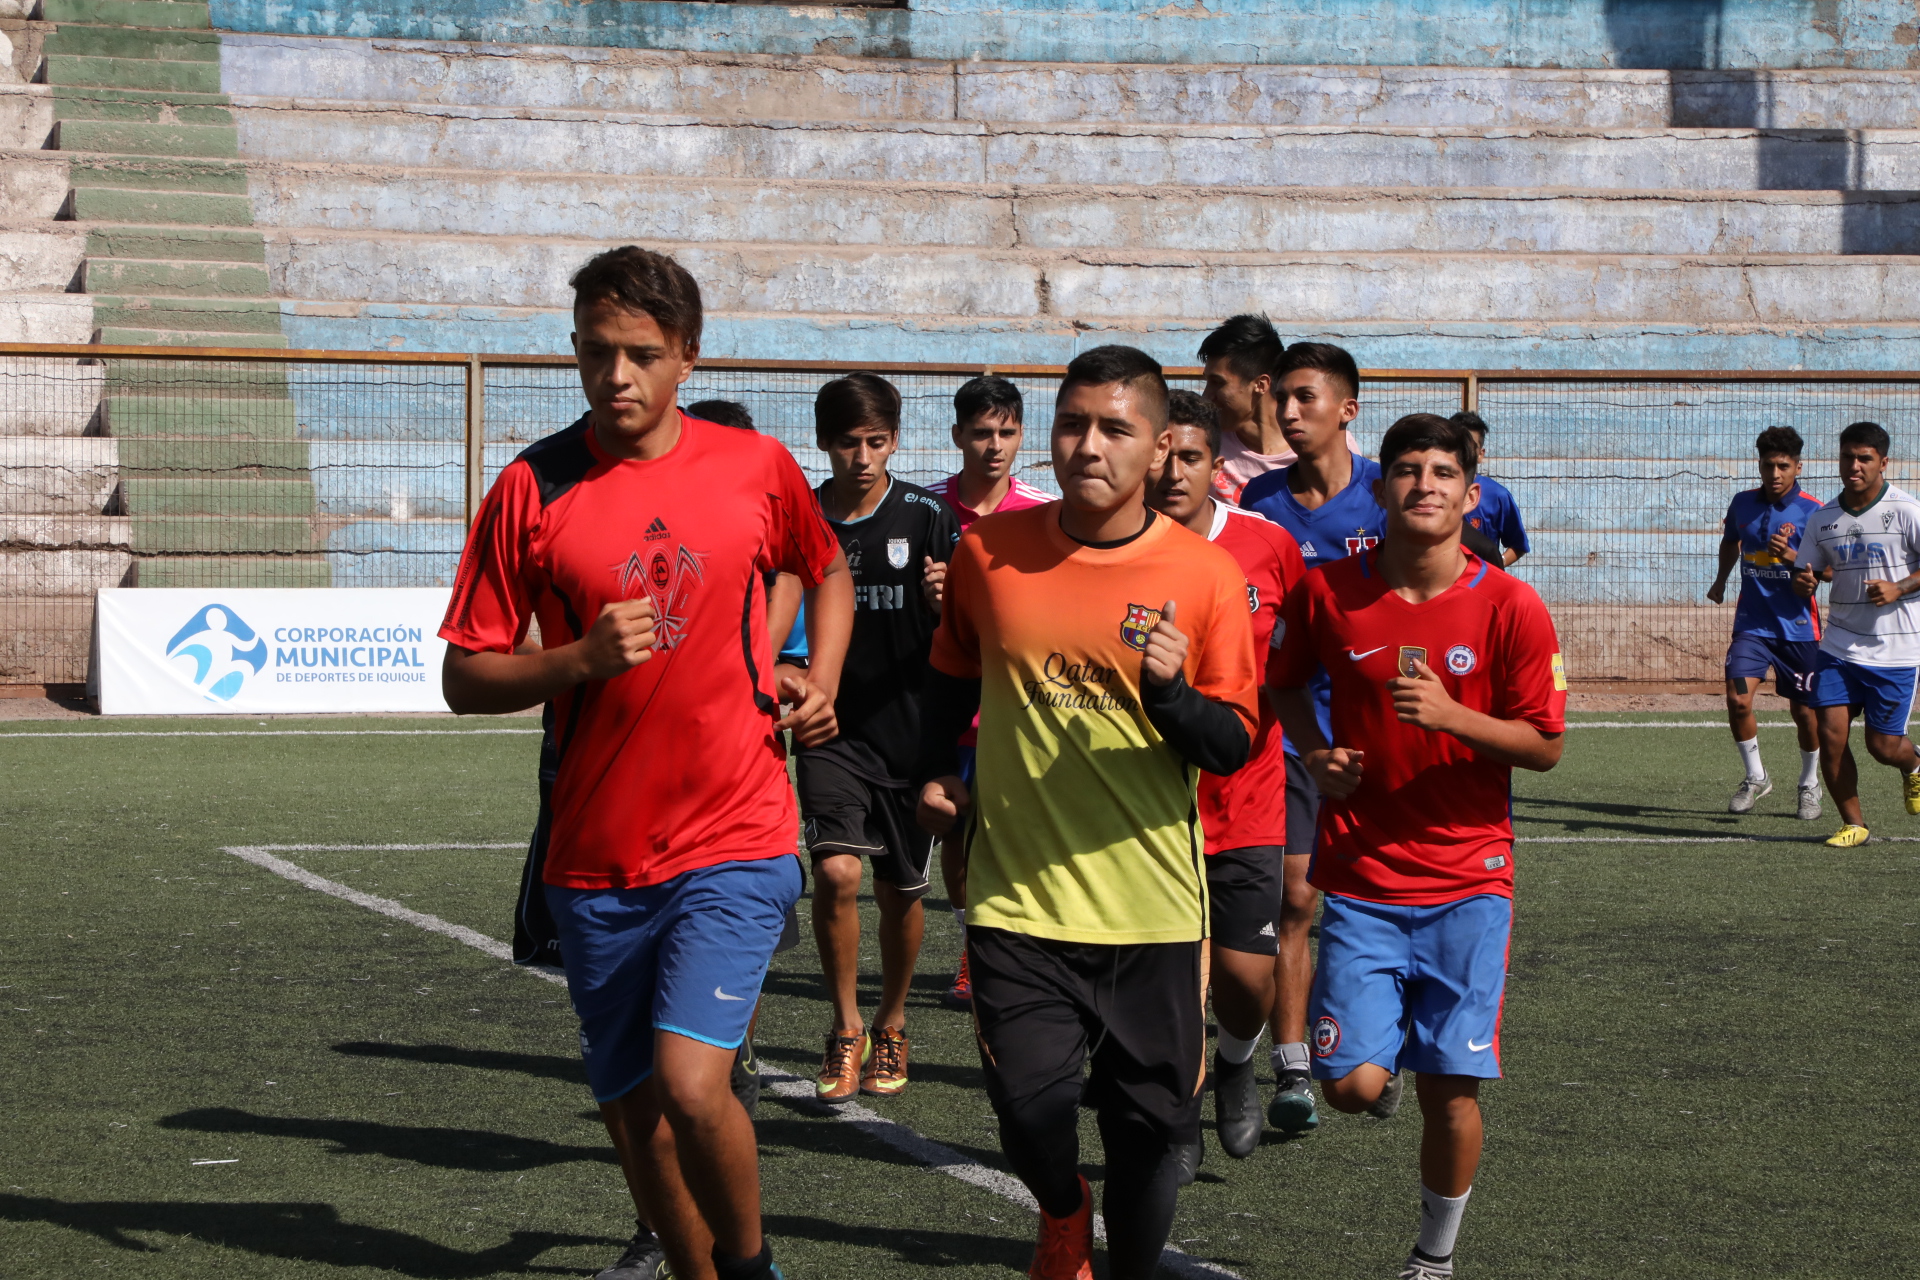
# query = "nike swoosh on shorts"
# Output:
<box><xmin>714</xmin><ymin>986</ymin><xmax>746</xmax><ymax>1002</ymax></box>
<box><xmin>1467</xmin><ymin>1038</ymin><xmax>1492</xmax><ymax>1052</ymax></box>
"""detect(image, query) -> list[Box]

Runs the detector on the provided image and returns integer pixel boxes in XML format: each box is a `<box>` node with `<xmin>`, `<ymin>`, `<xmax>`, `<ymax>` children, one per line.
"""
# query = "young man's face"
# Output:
<box><xmin>1276</xmin><ymin>369</ymin><xmax>1358</xmax><ymax>457</ymax></box>
<box><xmin>823</xmin><ymin>422</ymin><xmax>898</xmax><ymax>493</ymax></box>
<box><xmin>1757</xmin><ymin>451</ymin><xmax>1802</xmax><ymax>500</ymax></box>
<box><xmin>571</xmin><ymin>298</ymin><xmax>696</xmax><ymax>440</ymax></box>
<box><xmin>1839</xmin><ymin>443</ymin><xmax>1887</xmax><ymax>498</ymax></box>
<box><xmin>1053</xmin><ymin>380</ymin><xmax>1170</xmax><ymax>515</ymax></box>
<box><xmin>1469</xmin><ymin>428</ymin><xmax>1489</xmax><ymax>464</ymax></box>
<box><xmin>953</xmin><ymin>409</ymin><xmax>1023</xmax><ymax>483</ymax></box>
<box><xmin>1201</xmin><ymin>357</ymin><xmax>1265</xmax><ymax>431</ymax></box>
<box><xmin>1377</xmin><ymin>447</ymin><xmax>1481</xmax><ymax>545</ymax></box>
<box><xmin>1146</xmin><ymin>423</ymin><xmax>1219</xmax><ymax>526</ymax></box>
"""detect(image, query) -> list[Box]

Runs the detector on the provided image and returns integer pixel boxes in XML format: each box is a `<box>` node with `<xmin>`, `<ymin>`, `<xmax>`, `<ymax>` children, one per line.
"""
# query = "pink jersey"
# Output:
<box><xmin>931</xmin><ymin>473</ymin><xmax>1053</xmax><ymax>529</ymax></box>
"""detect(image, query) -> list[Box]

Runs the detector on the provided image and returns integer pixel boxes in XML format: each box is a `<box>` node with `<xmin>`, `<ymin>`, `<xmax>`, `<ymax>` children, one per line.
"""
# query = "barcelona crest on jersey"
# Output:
<box><xmin>1120</xmin><ymin>602</ymin><xmax>1162</xmax><ymax>651</ymax></box>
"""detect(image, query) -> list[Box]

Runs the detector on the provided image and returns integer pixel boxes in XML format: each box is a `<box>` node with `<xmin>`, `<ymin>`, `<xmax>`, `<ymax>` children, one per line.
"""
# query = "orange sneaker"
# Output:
<box><xmin>943</xmin><ymin>951</ymin><xmax>973</xmax><ymax>1010</ymax></box>
<box><xmin>861</xmin><ymin>1025</ymin><xmax>911</xmax><ymax>1096</ymax></box>
<box><xmin>816</xmin><ymin>1028</ymin><xmax>868</xmax><ymax>1104</ymax></box>
<box><xmin>1028</xmin><ymin>1174</ymin><xmax>1094</xmax><ymax>1280</ymax></box>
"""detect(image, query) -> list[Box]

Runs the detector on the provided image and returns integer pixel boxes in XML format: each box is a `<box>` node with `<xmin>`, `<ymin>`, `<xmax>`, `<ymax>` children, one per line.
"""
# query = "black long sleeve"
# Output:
<box><xmin>1140</xmin><ymin>672</ymin><xmax>1252</xmax><ymax>775</ymax></box>
<box><xmin>910</xmin><ymin>668</ymin><xmax>982</xmax><ymax>789</ymax></box>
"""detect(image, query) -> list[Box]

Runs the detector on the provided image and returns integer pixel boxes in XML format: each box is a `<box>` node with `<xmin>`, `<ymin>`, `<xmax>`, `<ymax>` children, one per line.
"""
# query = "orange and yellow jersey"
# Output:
<box><xmin>930</xmin><ymin>504</ymin><xmax>1259</xmax><ymax>945</ymax></box>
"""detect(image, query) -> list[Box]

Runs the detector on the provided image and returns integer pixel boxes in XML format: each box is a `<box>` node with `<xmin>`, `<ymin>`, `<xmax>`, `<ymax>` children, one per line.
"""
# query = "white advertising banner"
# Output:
<box><xmin>96</xmin><ymin>588</ymin><xmax>454</xmax><ymax>715</ymax></box>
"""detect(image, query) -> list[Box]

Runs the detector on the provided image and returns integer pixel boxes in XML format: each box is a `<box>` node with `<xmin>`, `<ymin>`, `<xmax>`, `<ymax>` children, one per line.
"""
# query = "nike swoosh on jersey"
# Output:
<box><xmin>1467</xmin><ymin>1038</ymin><xmax>1493</xmax><ymax>1052</ymax></box>
<box><xmin>1346</xmin><ymin>645</ymin><xmax>1388</xmax><ymax>660</ymax></box>
<box><xmin>713</xmin><ymin>986</ymin><xmax>746</xmax><ymax>1002</ymax></box>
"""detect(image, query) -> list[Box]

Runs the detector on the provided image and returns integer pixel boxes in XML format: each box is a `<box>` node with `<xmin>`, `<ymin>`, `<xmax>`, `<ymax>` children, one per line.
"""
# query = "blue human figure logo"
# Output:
<box><xmin>164</xmin><ymin>604</ymin><xmax>268</xmax><ymax>701</ymax></box>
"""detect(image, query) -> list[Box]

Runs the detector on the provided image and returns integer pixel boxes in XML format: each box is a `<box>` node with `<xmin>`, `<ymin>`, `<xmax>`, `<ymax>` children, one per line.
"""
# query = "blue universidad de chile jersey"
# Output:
<box><xmin>1723</xmin><ymin>486</ymin><xmax>1824</xmax><ymax>643</ymax></box>
<box><xmin>1242</xmin><ymin>452</ymin><xmax>1387</xmax><ymax>753</ymax></box>
<box><xmin>1466</xmin><ymin>475</ymin><xmax>1530</xmax><ymax>556</ymax></box>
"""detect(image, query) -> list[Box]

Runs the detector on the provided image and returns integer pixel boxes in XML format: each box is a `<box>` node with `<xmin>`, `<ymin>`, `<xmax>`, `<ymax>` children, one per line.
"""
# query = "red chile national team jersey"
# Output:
<box><xmin>1271</xmin><ymin>550</ymin><xmax>1566</xmax><ymax>903</ymax></box>
<box><xmin>440</xmin><ymin>412</ymin><xmax>840</xmax><ymax>889</ymax></box>
<box><xmin>1201</xmin><ymin>502</ymin><xmax>1307</xmax><ymax>855</ymax></box>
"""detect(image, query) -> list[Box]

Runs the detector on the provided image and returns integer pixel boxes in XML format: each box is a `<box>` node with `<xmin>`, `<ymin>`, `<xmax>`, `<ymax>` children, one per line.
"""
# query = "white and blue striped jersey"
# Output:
<box><xmin>1799</xmin><ymin>482</ymin><xmax>1920</xmax><ymax>667</ymax></box>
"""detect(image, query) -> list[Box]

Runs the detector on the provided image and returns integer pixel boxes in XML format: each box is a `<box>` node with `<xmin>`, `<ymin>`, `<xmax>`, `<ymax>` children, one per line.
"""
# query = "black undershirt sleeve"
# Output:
<box><xmin>911</xmin><ymin>668</ymin><xmax>983</xmax><ymax>789</ymax></box>
<box><xmin>1139</xmin><ymin>673</ymin><xmax>1252</xmax><ymax>775</ymax></box>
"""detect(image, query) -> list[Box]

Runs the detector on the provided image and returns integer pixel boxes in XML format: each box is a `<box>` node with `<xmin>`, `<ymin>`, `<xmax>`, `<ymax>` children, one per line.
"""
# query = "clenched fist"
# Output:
<box><xmin>1141</xmin><ymin>599</ymin><xmax>1188</xmax><ymax>687</ymax></box>
<box><xmin>578</xmin><ymin>598</ymin><xmax>658</xmax><ymax>681</ymax></box>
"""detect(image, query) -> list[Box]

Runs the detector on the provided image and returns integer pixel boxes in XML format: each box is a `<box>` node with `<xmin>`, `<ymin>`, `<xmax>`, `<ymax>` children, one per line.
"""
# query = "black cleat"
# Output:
<box><xmin>596</xmin><ymin>1224</ymin><xmax>673</xmax><ymax>1279</ymax></box>
<box><xmin>731</xmin><ymin>1035</ymin><xmax>761</xmax><ymax>1118</ymax></box>
<box><xmin>1367</xmin><ymin>1070</ymin><xmax>1405</xmax><ymax>1120</ymax></box>
<box><xmin>1171</xmin><ymin>1138</ymin><xmax>1203</xmax><ymax>1187</ymax></box>
<box><xmin>1213</xmin><ymin>1052</ymin><xmax>1263</xmax><ymax>1158</ymax></box>
<box><xmin>1268</xmin><ymin>1069</ymin><xmax>1320</xmax><ymax>1135</ymax></box>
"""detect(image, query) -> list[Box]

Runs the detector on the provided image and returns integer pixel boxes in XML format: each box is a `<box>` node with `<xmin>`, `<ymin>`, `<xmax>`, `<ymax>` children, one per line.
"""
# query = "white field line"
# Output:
<box><xmin>0</xmin><ymin>729</ymin><xmax>541</xmax><ymax>738</ymax></box>
<box><xmin>220</xmin><ymin>842</ymin><xmax>1243</xmax><ymax>1280</ymax></box>
<box><xmin>1519</xmin><ymin>834</ymin><xmax>1920</xmax><ymax>844</ymax></box>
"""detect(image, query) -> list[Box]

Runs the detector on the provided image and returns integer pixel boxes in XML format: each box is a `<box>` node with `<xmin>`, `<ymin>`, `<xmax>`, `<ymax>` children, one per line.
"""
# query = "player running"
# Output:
<box><xmin>1145</xmin><ymin>390</ymin><xmax>1307</xmax><ymax>1162</ymax></box>
<box><xmin>1238</xmin><ymin>341</ymin><xmax>1389</xmax><ymax>1134</ymax></box>
<box><xmin>1272</xmin><ymin>412</ymin><xmax>1566</xmax><ymax>1280</ymax></box>
<box><xmin>1792</xmin><ymin>421</ymin><xmax>1920</xmax><ymax>847</ymax></box>
<box><xmin>1198</xmin><ymin>313</ymin><xmax>1290</xmax><ymax>503</ymax></box>
<box><xmin>803</xmin><ymin>373</ymin><xmax>961</xmax><ymax>1103</ymax></box>
<box><xmin>1706</xmin><ymin>427</ymin><xmax>1826</xmax><ymax>819</ymax></box>
<box><xmin>915</xmin><ymin>345</ymin><xmax>1258</xmax><ymax>1280</ymax></box>
<box><xmin>439</xmin><ymin>247</ymin><xmax>852</xmax><ymax>1280</ymax></box>
<box><xmin>924</xmin><ymin>375</ymin><xmax>1051</xmax><ymax>1009</ymax></box>
<box><xmin>1450</xmin><ymin>412</ymin><xmax>1530</xmax><ymax>569</ymax></box>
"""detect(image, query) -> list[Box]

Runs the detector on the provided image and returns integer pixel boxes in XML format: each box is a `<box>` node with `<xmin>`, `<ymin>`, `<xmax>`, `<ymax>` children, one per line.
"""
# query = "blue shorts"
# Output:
<box><xmin>1804</xmin><ymin>652</ymin><xmax>1919</xmax><ymax>736</ymax></box>
<box><xmin>546</xmin><ymin>854</ymin><xmax>803</xmax><ymax>1103</ymax></box>
<box><xmin>1725</xmin><ymin>633</ymin><xmax>1819</xmax><ymax>701</ymax></box>
<box><xmin>958</xmin><ymin>743</ymin><xmax>977</xmax><ymax>788</ymax></box>
<box><xmin>1309</xmin><ymin>892</ymin><xmax>1512</xmax><ymax>1081</ymax></box>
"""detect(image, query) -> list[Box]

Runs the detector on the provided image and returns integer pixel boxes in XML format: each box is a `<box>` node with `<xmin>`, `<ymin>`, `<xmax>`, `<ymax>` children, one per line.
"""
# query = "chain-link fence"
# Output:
<box><xmin>4</xmin><ymin>345</ymin><xmax>1916</xmax><ymax>688</ymax></box>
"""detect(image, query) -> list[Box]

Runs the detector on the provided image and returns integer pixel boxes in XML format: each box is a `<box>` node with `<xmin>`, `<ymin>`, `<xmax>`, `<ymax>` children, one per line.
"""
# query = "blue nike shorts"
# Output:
<box><xmin>1309</xmin><ymin>892</ymin><xmax>1512</xmax><ymax>1082</ymax></box>
<box><xmin>1724</xmin><ymin>633</ymin><xmax>1819</xmax><ymax>701</ymax></box>
<box><xmin>1804</xmin><ymin>651</ymin><xmax>1919</xmax><ymax>736</ymax></box>
<box><xmin>546</xmin><ymin>854</ymin><xmax>804</xmax><ymax>1102</ymax></box>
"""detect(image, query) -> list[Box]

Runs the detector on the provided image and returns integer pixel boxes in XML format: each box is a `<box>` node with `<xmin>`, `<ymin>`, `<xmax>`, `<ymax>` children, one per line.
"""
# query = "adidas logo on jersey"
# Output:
<box><xmin>643</xmin><ymin>516</ymin><xmax>671</xmax><ymax>542</ymax></box>
<box><xmin>1299</xmin><ymin>541</ymin><xmax>1319</xmax><ymax>558</ymax></box>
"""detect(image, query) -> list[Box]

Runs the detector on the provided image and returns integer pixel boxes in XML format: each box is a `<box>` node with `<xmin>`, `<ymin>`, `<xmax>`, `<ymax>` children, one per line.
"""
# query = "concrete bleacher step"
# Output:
<box><xmin>226</xmin><ymin>102</ymin><xmax>1920</xmax><ymax>193</ymax></box>
<box><xmin>261</xmin><ymin>232</ymin><xmax>1920</xmax><ymax>325</ymax></box>
<box><xmin>0</xmin><ymin>154</ymin><xmax>72</xmax><ymax>222</ymax></box>
<box><xmin>130</xmin><ymin>555</ymin><xmax>328</xmax><ymax>588</ymax></box>
<box><xmin>0</xmin><ymin>294</ymin><xmax>94</xmax><ymax>343</ymax></box>
<box><xmin>0</xmin><ymin>360</ymin><xmax>105</xmax><ymax>435</ymax></box>
<box><xmin>245</xmin><ymin>170</ymin><xmax>1920</xmax><ymax>256</ymax></box>
<box><xmin>218</xmin><ymin>35</ymin><xmax>1920</xmax><ymax>131</ymax></box>
<box><xmin>0</xmin><ymin>84</ymin><xmax>52</xmax><ymax>147</ymax></box>
<box><xmin>0</xmin><ymin>228</ymin><xmax>87</xmax><ymax>293</ymax></box>
<box><xmin>0</xmin><ymin>437</ymin><xmax>117</xmax><ymax>514</ymax></box>
<box><xmin>122</xmin><ymin>477</ymin><xmax>317</xmax><ymax>517</ymax></box>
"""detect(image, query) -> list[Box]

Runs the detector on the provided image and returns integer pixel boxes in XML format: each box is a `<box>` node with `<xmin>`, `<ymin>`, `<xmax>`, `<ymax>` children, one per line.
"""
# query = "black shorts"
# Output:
<box><xmin>796</xmin><ymin>752</ymin><xmax>934</xmax><ymax>897</ymax></box>
<box><xmin>968</xmin><ymin>926</ymin><xmax>1206</xmax><ymax>1144</ymax></box>
<box><xmin>1207</xmin><ymin>844</ymin><xmax>1283</xmax><ymax>956</ymax></box>
<box><xmin>1284</xmin><ymin>750</ymin><xmax>1321</xmax><ymax>862</ymax></box>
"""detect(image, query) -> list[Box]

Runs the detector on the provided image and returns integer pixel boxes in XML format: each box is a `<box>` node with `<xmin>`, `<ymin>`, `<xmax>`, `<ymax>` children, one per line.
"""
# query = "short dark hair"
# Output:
<box><xmin>1272</xmin><ymin>341</ymin><xmax>1360</xmax><ymax>401</ymax></box>
<box><xmin>569</xmin><ymin>246</ymin><xmax>703</xmax><ymax>351</ymax></box>
<box><xmin>1840</xmin><ymin>420</ymin><xmax>1891</xmax><ymax>456</ymax></box>
<box><xmin>1055</xmin><ymin>345</ymin><xmax>1169</xmax><ymax>431</ymax></box>
<box><xmin>1380</xmin><ymin>413</ymin><xmax>1478</xmax><ymax>479</ymax></box>
<box><xmin>815</xmin><ymin>372</ymin><xmax>901</xmax><ymax>445</ymax></box>
<box><xmin>1451</xmin><ymin>410</ymin><xmax>1488</xmax><ymax>439</ymax></box>
<box><xmin>687</xmin><ymin>399</ymin><xmax>754</xmax><ymax>431</ymax></box>
<box><xmin>1197</xmin><ymin>313</ymin><xmax>1284</xmax><ymax>384</ymax></box>
<box><xmin>955</xmin><ymin>375</ymin><xmax>1024</xmax><ymax>426</ymax></box>
<box><xmin>1166</xmin><ymin>388</ymin><xmax>1221</xmax><ymax>457</ymax></box>
<box><xmin>1754</xmin><ymin>425</ymin><xmax>1803</xmax><ymax>460</ymax></box>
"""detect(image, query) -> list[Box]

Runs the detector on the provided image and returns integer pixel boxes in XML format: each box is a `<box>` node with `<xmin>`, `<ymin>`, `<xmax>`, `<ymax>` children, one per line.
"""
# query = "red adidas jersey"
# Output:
<box><xmin>1200</xmin><ymin>503</ymin><xmax>1307</xmax><ymax>855</ymax></box>
<box><xmin>440</xmin><ymin>412</ymin><xmax>840</xmax><ymax>889</ymax></box>
<box><xmin>1271</xmin><ymin>550</ymin><xmax>1566</xmax><ymax>904</ymax></box>
<box><xmin>933</xmin><ymin>472</ymin><xmax>1054</xmax><ymax>746</ymax></box>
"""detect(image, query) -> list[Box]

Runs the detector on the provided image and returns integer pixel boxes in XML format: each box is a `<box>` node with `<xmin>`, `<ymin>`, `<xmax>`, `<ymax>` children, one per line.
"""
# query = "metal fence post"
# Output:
<box><xmin>465</xmin><ymin>354</ymin><xmax>486</xmax><ymax>527</ymax></box>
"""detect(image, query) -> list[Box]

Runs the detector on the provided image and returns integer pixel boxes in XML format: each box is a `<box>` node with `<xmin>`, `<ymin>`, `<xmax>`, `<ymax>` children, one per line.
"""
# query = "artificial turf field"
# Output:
<box><xmin>2</xmin><ymin>712</ymin><xmax>1917</xmax><ymax>1280</ymax></box>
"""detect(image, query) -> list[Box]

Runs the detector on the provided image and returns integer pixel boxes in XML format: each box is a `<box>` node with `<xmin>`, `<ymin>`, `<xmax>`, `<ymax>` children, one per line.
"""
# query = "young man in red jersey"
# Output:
<box><xmin>1146</xmin><ymin>390</ymin><xmax>1307</xmax><ymax>1165</ymax></box>
<box><xmin>439</xmin><ymin>247</ymin><xmax>853</xmax><ymax>1280</ymax></box>
<box><xmin>924</xmin><ymin>375</ymin><xmax>1052</xmax><ymax>1008</ymax></box>
<box><xmin>1271</xmin><ymin>413</ymin><xmax>1565</xmax><ymax>1280</ymax></box>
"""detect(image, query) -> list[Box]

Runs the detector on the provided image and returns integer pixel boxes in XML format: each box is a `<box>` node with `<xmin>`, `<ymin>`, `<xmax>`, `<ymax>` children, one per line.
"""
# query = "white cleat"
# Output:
<box><xmin>1398</xmin><ymin>1252</ymin><xmax>1455</xmax><ymax>1280</ymax></box>
<box><xmin>1797</xmin><ymin>784</ymin><xmax>1822</xmax><ymax>821</ymax></box>
<box><xmin>1728</xmin><ymin>776</ymin><xmax>1772</xmax><ymax>814</ymax></box>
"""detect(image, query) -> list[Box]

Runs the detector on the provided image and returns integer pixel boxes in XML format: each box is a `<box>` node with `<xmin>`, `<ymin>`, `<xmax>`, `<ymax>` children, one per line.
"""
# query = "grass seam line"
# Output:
<box><xmin>219</xmin><ymin>842</ymin><xmax>1245</xmax><ymax>1280</ymax></box>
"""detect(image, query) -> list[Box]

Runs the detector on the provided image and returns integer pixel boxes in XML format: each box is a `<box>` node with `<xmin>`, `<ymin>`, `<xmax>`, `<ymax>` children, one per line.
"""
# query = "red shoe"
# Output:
<box><xmin>943</xmin><ymin>951</ymin><xmax>973</xmax><ymax>1010</ymax></box>
<box><xmin>1028</xmin><ymin>1174</ymin><xmax>1094</xmax><ymax>1280</ymax></box>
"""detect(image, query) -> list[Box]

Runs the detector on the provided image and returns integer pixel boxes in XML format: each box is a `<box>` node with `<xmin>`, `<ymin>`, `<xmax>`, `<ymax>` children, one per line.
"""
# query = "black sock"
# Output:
<box><xmin>1413</xmin><ymin>1246</ymin><xmax>1453</xmax><ymax>1265</ymax></box>
<box><xmin>1097</xmin><ymin>1111</ymin><xmax>1185</xmax><ymax>1280</ymax></box>
<box><xmin>712</xmin><ymin>1241</ymin><xmax>773</xmax><ymax>1280</ymax></box>
<box><xmin>995</xmin><ymin>1078</ymin><xmax>1085</xmax><ymax>1219</ymax></box>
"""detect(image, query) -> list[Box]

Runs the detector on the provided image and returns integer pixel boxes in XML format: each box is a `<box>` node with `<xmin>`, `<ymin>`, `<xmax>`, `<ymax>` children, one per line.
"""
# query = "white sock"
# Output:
<box><xmin>1417</xmin><ymin>1184</ymin><xmax>1471</xmax><ymax>1261</ymax></box>
<box><xmin>1270</xmin><ymin>1040</ymin><xmax>1309</xmax><ymax>1075</ymax></box>
<box><xmin>1736</xmin><ymin>737</ymin><xmax>1765</xmax><ymax>782</ymax></box>
<box><xmin>1215</xmin><ymin>1025</ymin><xmax>1261</xmax><ymax>1065</ymax></box>
<box><xmin>1800</xmin><ymin>749</ymin><xmax>1821</xmax><ymax>789</ymax></box>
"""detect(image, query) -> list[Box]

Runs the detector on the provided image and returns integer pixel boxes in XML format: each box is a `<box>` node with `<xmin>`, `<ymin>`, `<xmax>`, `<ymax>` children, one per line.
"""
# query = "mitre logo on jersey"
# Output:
<box><xmin>1346</xmin><ymin>529</ymin><xmax>1379</xmax><ymax>555</ymax></box>
<box><xmin>887</xmin><ymin>537</ymin><xmax>910</xmax><ymax>569</ymax></box>
<box><xmin>615</xmin><ymin>543</ymin><xmax>706</xmax><ymax>651</ymax></box>
<box><xmin>1120</xmin><ymin>603</ymin><xmax>1162</xmax><ymax>651</ymax></box>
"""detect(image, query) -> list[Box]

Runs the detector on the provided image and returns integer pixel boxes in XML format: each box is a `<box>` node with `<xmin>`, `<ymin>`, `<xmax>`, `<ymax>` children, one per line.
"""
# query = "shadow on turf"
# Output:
<box><xmin>0</xmin><ymin>1194</ymin><xmax>603</xmax><ymax>1276</ymax></box>
<box><xmin>333</xmin><ymin>1040</ymin><xmax>588</xmax><ymax>1085</ymax></box>
<box><xmin>1513</xmin><ymin>793</ymin><xmax>1812</xmax><ymax>838</ymax></box>
<box><xmin>764</xmin><ymin>1212</ymin><xmax>1032</xmax><ymax>1270</ymax></box>
<box><xmin>158</xmin><ymin>1107</ymin><xmax>617</xmax><ymax>1171</ymax></box>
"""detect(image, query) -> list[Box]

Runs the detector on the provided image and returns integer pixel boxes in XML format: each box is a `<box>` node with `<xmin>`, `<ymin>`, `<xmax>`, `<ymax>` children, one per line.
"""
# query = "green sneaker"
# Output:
<box><xmin>1268</xmin><ymin>1069</ymin><xmax>1320</xmax><ymax>1134</ymax></box>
